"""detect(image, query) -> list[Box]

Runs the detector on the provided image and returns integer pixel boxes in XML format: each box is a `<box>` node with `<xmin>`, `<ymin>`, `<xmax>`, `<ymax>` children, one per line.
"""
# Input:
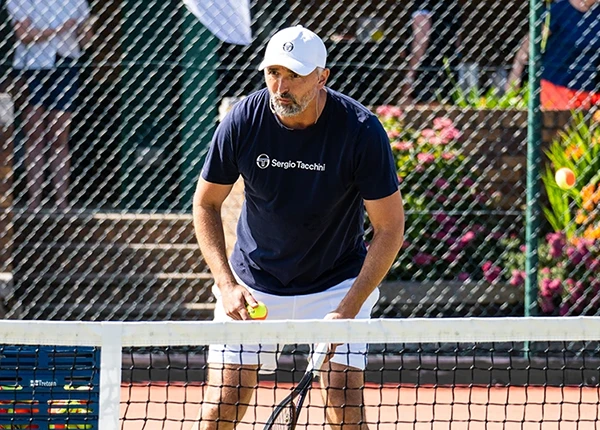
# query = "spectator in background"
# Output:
<box><xmin>7</xmin><ymin>0</ymin><xmax>94</xmax><ymax>211</ymax></box>
<box><xmin>403</xmin><ymin>0</ymin><xmax>463</xmax><ymax>105</ymax></box>
<box><xmin>506</xmin><ymin>0</ymin><xmax>600</xmax><ymax>110</ymax></box>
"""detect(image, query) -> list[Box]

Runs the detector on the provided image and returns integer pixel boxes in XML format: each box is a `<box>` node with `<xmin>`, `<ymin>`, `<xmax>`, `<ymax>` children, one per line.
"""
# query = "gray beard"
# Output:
<box><xmin>270</xmin><ymin>97</ymin><xmax>305</xmax><ymax>117</ymax></box>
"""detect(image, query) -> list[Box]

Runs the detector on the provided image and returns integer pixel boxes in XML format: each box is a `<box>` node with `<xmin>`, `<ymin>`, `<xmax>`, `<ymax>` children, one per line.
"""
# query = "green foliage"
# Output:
<box><xmin>449</xmin><ymin>85</ymin><xmax>529</xmax><ymax>110</ymax></box>
<box><xmin>542</xmin><ymin>166</ymin><xmax>574</xmax><ymax>236</ymax></box>
<box><xmin>496</xmin><ymin>111</ymin><xmax>600</xmax><ymax>316</ymax></box>
<box><xmin>541</xmin><ymin>111</ymin><xmax>600</xmax><ymax>236</ymax></box>
<box><xmin>439</xmin><ymin>58</ymin><xmax>529</xmax><ymax>109</ymax></box>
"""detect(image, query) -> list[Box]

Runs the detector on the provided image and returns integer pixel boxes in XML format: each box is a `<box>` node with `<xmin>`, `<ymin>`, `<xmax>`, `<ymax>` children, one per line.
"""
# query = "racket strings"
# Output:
<box><xmin>272</xmin><ymin>401</ymin><xmax>297</xmax><ymax>430</ymax></box>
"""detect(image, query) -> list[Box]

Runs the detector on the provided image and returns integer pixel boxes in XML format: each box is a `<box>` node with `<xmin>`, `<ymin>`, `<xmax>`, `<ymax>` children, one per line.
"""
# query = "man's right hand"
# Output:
<box><xmin>219</xmin><ymin>283</ymin><xmax>258</xmax><ymax>320</ymax></box>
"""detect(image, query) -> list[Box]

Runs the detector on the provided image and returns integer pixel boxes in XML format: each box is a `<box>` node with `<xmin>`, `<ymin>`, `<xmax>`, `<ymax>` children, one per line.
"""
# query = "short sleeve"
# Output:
<box><xmin>201</xmin><ymin>114</ymin><xmax>240</xmax><ymax>185</ymax></box>
<box><xmin>353</xmin><ymin>116</ymin><xmax>399</xmax><ymax>200</ymax></box>
<box><xmin>6</xmin><ymin>0</ymin><xmax>29</xmax><ymax>22</ymax></box>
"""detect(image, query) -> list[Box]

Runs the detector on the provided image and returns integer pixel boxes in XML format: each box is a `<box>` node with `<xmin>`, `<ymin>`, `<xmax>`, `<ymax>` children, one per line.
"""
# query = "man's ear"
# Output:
<box><xmin>317</xmin><ymin>68</ymin><xmax>330</xmax><ymax>87</ymax></box>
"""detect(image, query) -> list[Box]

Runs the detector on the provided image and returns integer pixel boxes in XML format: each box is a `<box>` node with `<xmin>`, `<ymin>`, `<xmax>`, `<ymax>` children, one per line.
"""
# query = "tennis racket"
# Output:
<box><xmin>263</xmin><ymin>342</ymin><xmax>330</xmax><ymax>430</ymax></box>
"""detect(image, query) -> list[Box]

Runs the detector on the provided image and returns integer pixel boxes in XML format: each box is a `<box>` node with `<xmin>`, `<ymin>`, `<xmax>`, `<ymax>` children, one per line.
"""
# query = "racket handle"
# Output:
<box><xmin>307</xmin><ymin>342</ymin><xmax>329</xmax><ymax>373</ymax></box>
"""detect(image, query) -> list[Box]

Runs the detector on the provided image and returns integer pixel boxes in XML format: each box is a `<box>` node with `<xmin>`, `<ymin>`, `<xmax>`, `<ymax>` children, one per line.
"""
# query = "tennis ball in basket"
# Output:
<box><xmin>246</xmin><ymin>301</ymin><xmax>268</xmax><ymax>320</ymax></box>
<box><xmin>555</xmin><ymin>167</ymin><xmax>576</xmax><ymax>190</ymax></box>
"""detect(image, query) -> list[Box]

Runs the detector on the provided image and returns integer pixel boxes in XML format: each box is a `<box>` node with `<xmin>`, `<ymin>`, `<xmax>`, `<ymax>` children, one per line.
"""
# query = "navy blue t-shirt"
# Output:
<box><xmin>542</xmin><ymin>0</ymin><xmax>600</xmax><ymax>92</ymax></box>
<box><xmin>202</xmin><ymin>88</ymin><xmax>399</xmax><ymax>296</ymax></box>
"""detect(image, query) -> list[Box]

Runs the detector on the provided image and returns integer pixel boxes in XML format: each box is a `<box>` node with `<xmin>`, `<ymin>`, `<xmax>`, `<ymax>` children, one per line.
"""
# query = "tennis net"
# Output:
<box><xmin>0</xmin><ymin>317</ymin><xmax>599</xmax><ymax>429</ymax></box>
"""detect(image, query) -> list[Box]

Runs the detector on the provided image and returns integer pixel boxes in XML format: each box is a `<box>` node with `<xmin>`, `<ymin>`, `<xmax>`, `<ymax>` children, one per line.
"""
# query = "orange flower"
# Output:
<box><xmin>593</xmin><ymin>187</ymin><xmax>600</xmax><ymax>204</ymax></box>
<box><xmin>583</xmin><ymin>225</ymin><xmax>600</xmax><ymax>240</ymax></box>
<box><xmin>575</xmin><ymin>211</ymin><xmax>588</xmax><ymax>225</ymax></box>
<box><xmin>581</xmin><ymin>184</ymin><xmax>596</xmax><ymax>211</ymax></box>
<box><xmin>581</xmin><ymin>183</ymin><xmax>594</xmax><ymax>199</ymax></box>
<box><xmin>569</xmin><ymin>236</ymin><xmax>582</xmax><ymax>246</ymax></box>
<box><xmin>565</xmin><ymin>144</ymin><xmax>584</xmax><ymax>160</ymax></box>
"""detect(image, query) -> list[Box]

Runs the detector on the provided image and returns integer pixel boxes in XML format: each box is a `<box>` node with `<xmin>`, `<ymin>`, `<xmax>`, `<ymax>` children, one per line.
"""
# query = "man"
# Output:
<box><xmin>403</xmin><ymin>0</ymin><xmax>463</xmax><ymax>105</ymax></box>
<box><xmin>7</xmin><ymin>0</ymin><xmax>94</xmax><ymax>210</ymax></box>
<box><xmin>506</xmin><ymin>0</ymin><xmax>600</xmax><ymax>110</ymax></box>
<box><xmin>193</xmin><ymin>25</ymin><xmax>404</xmax><ymax>430</ymax></box>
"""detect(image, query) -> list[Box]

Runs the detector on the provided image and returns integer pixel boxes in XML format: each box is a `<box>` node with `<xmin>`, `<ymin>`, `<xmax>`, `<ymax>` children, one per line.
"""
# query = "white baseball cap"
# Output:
<box><xmin>258</xmin><ymin>25</ymin><xmax>327</xmax><ymax>76</ymax></box>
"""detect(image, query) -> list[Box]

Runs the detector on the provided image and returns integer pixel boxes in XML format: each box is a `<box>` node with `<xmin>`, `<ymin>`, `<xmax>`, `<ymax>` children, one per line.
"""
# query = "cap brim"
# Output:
<box><xmin>258</xmin><ymin>55</ymin><xmax>316</xmax><ymax>76</ymax></box>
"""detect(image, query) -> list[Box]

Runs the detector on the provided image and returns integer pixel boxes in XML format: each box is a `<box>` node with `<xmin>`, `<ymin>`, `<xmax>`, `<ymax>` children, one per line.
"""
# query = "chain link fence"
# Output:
<box><xmin>0</xmin><ymin>0</ymin><xmax>598</xmax><ymax>321</ymax></box>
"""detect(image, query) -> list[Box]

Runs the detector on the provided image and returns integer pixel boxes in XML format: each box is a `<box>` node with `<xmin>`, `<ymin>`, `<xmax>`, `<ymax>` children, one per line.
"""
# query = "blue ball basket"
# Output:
<box><xmin>0</xmin><ymin>345</ymin><xmax>100</xmax><ymax>429</ymax></box>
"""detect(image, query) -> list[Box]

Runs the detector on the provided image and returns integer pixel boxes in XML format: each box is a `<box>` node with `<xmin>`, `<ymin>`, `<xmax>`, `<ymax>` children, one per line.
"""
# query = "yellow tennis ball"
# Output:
<box><xmin>246</xmin><ymin>301</ymin><xmax>268</xmax><ymax>320</ymax></box>
<box><xmin>555</xmin><ymin>167</ymin><xmax>576</xmax><ymax>190</ymax></box>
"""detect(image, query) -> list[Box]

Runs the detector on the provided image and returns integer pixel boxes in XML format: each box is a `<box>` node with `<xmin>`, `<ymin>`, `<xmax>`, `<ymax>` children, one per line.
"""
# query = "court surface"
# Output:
<box><xmin>120</xmin><ymin>382</ymin><xmax>600</xmax><ymax>430</ymax></box>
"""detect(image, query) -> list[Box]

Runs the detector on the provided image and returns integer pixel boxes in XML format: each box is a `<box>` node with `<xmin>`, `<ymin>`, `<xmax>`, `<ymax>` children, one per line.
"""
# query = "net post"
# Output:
<box><xmin>99</xmin><ymin>321</ymin><xmax>123</xmax><ymax>429</ymax></box>
<box><xmin>525</xmin><ymin>0</ymin><xmax>543</xmax><ymax>321</ymax></box>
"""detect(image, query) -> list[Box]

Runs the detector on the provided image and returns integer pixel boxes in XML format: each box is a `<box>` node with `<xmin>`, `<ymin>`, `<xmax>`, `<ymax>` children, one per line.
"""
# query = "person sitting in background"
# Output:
<box><xmin>403</xmin><ymin>0</ymin><xmax>463</xmax><ymax>105</ymax></box>
<box><xmin>506</xmin><ymin>0</ymin><xmax>600</xmax><ymax>110</ymax></box>
<box><xmin>7</xmin><ymin>0</ymin><xmax>94</xmax><ymax>211</ymax></box>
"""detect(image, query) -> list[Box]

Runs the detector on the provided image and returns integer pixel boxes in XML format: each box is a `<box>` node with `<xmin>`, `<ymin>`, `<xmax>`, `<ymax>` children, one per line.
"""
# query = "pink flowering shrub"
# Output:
<box><xmin>374</xmin><ymin>106</ymin><xmax>505</xmax><ymax>281</ymax></box>
<box><xmin>497</xmin><ymin>233</ymin><xmax>600</xmax><ymax>316</ymax></box>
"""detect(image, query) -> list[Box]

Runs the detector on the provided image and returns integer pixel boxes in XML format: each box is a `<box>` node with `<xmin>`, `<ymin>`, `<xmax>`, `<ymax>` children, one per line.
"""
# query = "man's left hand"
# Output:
<box><xmin>322</xmin><ymin>311</ymin><xmax>352</xmax><ymax>357</ymax></box>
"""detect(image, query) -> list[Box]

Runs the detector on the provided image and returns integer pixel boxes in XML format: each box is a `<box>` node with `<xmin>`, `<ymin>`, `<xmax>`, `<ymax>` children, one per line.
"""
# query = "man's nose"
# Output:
<box><xmin>275</xmin><ymin>78</ymin><xmax>289</xmax><ymax>94</ymax></box>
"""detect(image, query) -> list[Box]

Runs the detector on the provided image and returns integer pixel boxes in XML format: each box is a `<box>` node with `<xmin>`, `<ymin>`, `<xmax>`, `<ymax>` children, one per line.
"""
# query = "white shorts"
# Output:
<box><xmin>207</xmin><ymin>277</ymin><xmax>380</xmax><ymax>371</ymax></box>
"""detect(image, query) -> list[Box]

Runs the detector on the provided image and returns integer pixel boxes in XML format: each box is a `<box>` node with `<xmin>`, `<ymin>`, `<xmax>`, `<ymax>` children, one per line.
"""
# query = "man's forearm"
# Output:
<box><xmin>15</xmin><ymin>26</ymin><xmax>56</xmax><ymax>43</ymax></box>
<box><xmin>336</xmin><ymin>228</ymin><xmax>404</xmax><ymax>318</ymax></box>
<box><xmin>193</xmin><ymin>203</ymin><xmax>237</xmax><ymax>289</ymax></box>
<box><xmin>507</xmin><ymin>36</ymin><xmax>529</xmax><ymax>89</ymax></box>
<box><xmin>407</xmin><ymin>14</ymin><xmax>432</xmax><ymax>83</ymax></box>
